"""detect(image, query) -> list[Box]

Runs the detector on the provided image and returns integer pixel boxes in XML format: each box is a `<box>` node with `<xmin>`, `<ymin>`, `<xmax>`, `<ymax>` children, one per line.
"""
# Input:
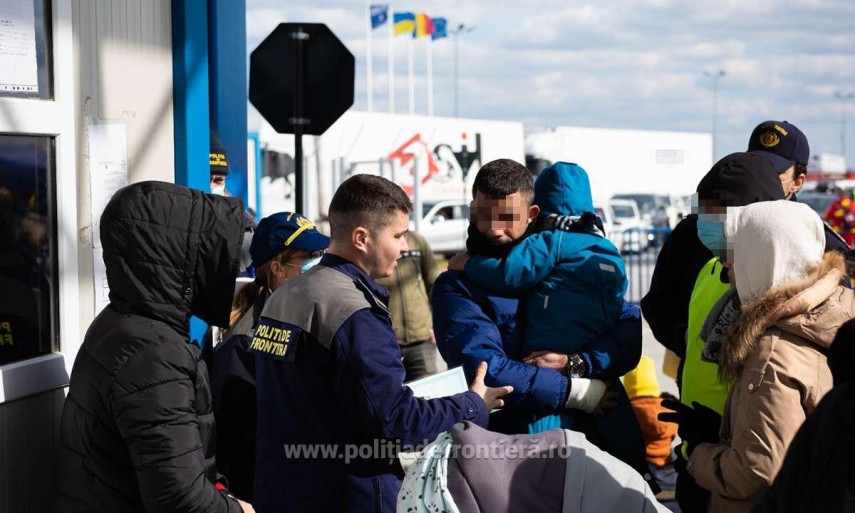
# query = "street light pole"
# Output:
<box><xmin>704</xmin><ymin>70</ymin><xmax>726</xmax><ymax>162</ymax></box>
<box><xmin>835</xmin><ymin>91</ymin><xmax>855</xmax><ymax>160</ymax></box>
<box><xmin>451</xmin><ymin>23</ymin><xmax>475</xmax><ymax>118</ymax></box>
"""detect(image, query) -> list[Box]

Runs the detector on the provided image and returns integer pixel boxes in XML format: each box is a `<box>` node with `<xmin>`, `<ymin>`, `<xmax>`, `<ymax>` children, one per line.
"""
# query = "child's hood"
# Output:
<box><xmin>533</xmin><ymin>162</ymin><xmax>595</xmax><ymax>217</ymax></box>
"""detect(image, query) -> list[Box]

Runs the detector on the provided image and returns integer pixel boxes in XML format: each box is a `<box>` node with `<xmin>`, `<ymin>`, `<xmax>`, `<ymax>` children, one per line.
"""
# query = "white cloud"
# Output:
<box><xmin>246</xmin><ymin>0</ymin><xmax>855</xmax><ymax>160</ymax></box>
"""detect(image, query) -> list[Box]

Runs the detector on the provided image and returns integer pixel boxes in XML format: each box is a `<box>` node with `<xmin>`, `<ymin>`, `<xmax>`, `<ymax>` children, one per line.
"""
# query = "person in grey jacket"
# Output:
<box><xmin>399</xmin><ymin>421</ymin><xmax>669</xmax><ymax>513</ymax></box>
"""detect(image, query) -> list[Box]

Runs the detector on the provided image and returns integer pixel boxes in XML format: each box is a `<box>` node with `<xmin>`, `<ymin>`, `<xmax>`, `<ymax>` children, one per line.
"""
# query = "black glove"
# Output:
<box><xmin>658</xmin><ymin>399</ymin><xmax>722</xmax><ymax>455</ymax></box>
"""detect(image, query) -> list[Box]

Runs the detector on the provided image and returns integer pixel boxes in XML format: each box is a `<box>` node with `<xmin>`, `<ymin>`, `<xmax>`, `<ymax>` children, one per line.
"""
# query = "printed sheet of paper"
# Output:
<box><xmin>400</xmin><ymin>366</ymin><xmax>470</xmax><ymax>469</ymax></box>
<box><xmin>0</xmin><ymin>0</ymin><xmax>38</xmax><ymax>94</ymax></box>
<box><xmin>88</xmin><ymin>123</ymin><xmax>129</xmax><ymax>315</ymax></box>
<box><xmin>405</xmin><ymin>366</ymin><xmax>468</xmax><ymax>400</ymax></box>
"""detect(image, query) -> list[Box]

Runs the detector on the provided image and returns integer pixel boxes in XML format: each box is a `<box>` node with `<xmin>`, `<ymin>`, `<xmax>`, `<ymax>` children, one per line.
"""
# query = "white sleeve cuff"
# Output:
<box><xmin>564</xmin><ymin>378</ymin><xmax>607</xmax><ymax>413</ymax></box>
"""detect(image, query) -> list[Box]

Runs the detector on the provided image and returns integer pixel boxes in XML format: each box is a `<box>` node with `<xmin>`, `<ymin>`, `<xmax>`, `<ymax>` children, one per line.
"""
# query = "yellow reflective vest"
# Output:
<box><xmin>680</xmin><ymin>257</ymin><xmax>731</xmax><ymax>457</ymax></box>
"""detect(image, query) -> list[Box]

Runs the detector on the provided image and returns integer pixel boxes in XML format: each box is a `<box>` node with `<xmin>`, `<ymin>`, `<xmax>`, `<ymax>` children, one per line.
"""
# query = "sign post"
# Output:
<box><xmin>250</xmin><ymin>23</ymin><xmax>355</xmax><ymax>213</ymax></box>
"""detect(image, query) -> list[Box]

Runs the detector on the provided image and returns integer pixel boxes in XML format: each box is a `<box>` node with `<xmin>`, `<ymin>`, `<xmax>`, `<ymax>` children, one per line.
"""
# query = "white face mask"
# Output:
<box><xmin>211</xmin><ymin>186</ymin><xmax>225</xmax><ymax>196</ymax></box>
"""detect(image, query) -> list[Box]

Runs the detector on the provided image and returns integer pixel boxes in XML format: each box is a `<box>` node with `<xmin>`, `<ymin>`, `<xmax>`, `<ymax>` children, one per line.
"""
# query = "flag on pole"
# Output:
<box><xmin>370</xmin><ymin>4</ymin><xmax>388</xmax><ymax>29</ymax></box>
<box><xmin>393</xmin><ymin>12</ymin><xmax>415</xmax><ymax>35</ymax></box>
<box><xmin>431</xmin><ymin>17</ymin><xmax>448</xmax><ymax>40</ymax></box>
<box><xmin>414</xmin><ymin>13</ymin><xmax>434</xmax><ymax>38</ymax></box>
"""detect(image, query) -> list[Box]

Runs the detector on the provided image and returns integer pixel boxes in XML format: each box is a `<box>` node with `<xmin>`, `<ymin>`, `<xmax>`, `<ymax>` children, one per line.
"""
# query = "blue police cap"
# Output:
<box><xmin>249</xmin><ymin>212</ymin><xmax>329</xmax><ymax>268</ymax></box>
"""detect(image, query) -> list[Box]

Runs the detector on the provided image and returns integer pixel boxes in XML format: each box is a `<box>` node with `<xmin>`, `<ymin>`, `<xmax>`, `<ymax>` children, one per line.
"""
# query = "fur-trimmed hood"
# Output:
<box><xmin>720</xmin><ymin>251</ymin><xmax>852</xmax><ymax>381</ymax></box>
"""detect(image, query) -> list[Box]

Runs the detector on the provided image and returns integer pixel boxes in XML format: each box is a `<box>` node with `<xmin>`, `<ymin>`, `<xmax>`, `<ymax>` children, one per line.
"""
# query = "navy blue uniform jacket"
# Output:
<box><xmin>252</xmin><ymin>255</ymin><xmax>488</xmax><ymax>513</ymax></box>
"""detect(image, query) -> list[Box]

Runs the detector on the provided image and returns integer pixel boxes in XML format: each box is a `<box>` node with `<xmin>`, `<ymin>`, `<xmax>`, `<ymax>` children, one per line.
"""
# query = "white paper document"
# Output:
<box><xmin>0</xmin><ymin>0</ymin><xmax>38</xmax><ymax>94</ymax></box>
<box><xmin>88</xmin><ymin>123</ymin><xmax>129</xmax><ymax>249</ymax></box>
<box><xmin>88</xmin><ymin>123</ymin><xmax>129</xmax><ymax>315</ymax></box>
<box><xmin>405</xmin><ymin>366</ymin><xmax>468</xmax><ymax>400</ymax></box>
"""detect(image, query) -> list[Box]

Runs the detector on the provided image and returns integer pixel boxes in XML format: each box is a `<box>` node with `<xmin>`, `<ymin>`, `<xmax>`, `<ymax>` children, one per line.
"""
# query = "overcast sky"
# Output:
<box><xmin>246</xmin><ymin>0</ymin><xmax>855</xmax><ymax>165</ymax></box>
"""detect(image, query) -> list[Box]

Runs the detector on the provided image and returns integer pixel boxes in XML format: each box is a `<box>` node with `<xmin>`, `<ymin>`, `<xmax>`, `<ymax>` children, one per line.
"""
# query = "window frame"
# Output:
<box><xmin>0</xmin><ymin>0</ymin><xmax>78</xmax><ymax>404</ymax></box>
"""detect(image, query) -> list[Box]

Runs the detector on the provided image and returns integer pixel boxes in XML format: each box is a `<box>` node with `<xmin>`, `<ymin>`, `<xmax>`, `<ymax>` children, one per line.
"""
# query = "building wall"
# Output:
<box><xmin>0</xmin><ymin>2</ymin><xmax>175</xmax><ymax>512</ymax></box>
<box><xmin>73</xmin><ymin>0</ymin><xmax>176</xmax><ymax>344</ymax></box>
<box><xmin>0</xmin><ymin>389</ymin><xmax>65</xmax><ymax>513</ymax></box>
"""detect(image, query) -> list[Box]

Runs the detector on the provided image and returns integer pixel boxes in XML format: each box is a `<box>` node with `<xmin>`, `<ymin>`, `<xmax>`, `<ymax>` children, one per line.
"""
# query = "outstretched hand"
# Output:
<box><xmin>469</xmin><ymin>361</ymin><xmax>513</xmax><ymax>410</ymax></box>
<box><xmin>447</xmin><ymin>252</ymin><xmax>471</xmax><ymax>271</ymax></box>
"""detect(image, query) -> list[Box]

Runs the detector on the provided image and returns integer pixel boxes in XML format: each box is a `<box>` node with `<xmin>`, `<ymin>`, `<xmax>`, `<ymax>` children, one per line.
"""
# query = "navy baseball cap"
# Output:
<box><xmin>747</xmin><ymin>120</ymin><xmax>810</xmax><ymax>174</ymax></box>
<box><xmin>249</xmin><ymin>212</ymin><xmax>329</xmax><ymax>268</ymax></box>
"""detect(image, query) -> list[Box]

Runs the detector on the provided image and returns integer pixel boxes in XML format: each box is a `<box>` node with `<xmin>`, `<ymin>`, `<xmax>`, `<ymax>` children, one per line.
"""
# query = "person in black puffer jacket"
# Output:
<box><xmin>752</xmin><ymin>317</ymin><xmax>855</xmax><ymax>513</ymax></box>
<box><xmin>55</xmin><ymin>181</ymin><xmax>252</xmax><ymax>513</ymax></box>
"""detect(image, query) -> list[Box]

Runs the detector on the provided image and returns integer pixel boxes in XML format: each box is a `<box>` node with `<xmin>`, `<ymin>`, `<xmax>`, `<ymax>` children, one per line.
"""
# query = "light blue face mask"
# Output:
<box><xmin>696</xmin><ymin>217</ymin><xmax>727</xmax><ymax>257</ymax></box>
<box><xmin>300</xmin><ymin>256</ymin><xmax>322</xmax><ymax>273</ymax></box>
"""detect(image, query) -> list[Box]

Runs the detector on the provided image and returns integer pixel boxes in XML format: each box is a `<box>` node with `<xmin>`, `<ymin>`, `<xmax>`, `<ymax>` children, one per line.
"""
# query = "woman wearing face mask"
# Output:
<box><xmin>686</xmin><ymin>200</ymin><xmax>855</xmax><ymax>513</ymax></box>
<box><xmin>209</xmin><ymin>212</ymin><xmax>328</xmax><ymax>502</ymax></box>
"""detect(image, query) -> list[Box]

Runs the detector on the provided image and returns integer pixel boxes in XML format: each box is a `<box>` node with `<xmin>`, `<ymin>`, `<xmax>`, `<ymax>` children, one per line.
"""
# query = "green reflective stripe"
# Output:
<box><xmin>680</xmin><ymin>257</ymin><xmax>732</xmax><ymax>458</ymax></box>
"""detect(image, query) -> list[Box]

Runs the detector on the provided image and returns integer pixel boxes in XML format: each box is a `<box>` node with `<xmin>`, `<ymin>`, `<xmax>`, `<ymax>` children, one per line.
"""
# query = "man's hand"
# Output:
<box><xmin>523</xmin><ymin>351</ymin><xmax>569</xmax><ymax>371</ymax></box>
<box><xmin>429</xmin><ymin>329</ymin><xmax>436</xmax><ymax>344</ymax></box>
<box><xmin>469</xmin><ymin>361</ymin><xmax>513</xmax><ymax>409</ymax></box>
<box><xmin>447</xmin><ymin>252</ymin><xmax>470</xmax><ymax>271</ymax></box>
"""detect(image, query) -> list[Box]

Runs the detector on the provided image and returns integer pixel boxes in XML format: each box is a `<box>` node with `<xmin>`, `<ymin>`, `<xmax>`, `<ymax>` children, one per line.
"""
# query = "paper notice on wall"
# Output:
<box><xmin>88</xmin><ymin>123</ymin><xmax>128</xmax><ymax>315</ymax></box>
<box><xmin>88</xmin><ymin>123</ymin><xmax>129</xmax><ymax>249</ymax></box>
<box><xmin>0</xmin><ymin>0</ymin><xmax>38</xmax><ymax>94</ymax></box>
<box><xmin>93</xmin><ymin>247</ymin><xmax>111</xmax><ymax>315</ymax></box>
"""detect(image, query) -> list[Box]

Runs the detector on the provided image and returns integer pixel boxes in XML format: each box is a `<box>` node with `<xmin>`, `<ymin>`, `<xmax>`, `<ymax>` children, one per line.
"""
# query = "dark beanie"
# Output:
<box><xmin>210</xmin><ymin>130</ymin><xmax>229</xmax><ymax>176</ymax></box>
<box><xmin>696</xmin><ymin>152</ymin><xmax>785</xmax><ymax>207</ymax></box>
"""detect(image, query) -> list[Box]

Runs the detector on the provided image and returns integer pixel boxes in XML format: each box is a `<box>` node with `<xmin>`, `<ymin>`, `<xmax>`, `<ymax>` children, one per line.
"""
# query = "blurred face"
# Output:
<box><xmin>360</xmin><ymin>211</ymin><xmax>410</xmax><ymax>278</ymax></box>
<box><xmin>697</xmin><ymin>201</ymin><xmax>731</xmax><ymax>262</ymax></box>
<box><xmin>471</xmin><ymin>191</ymin><xmax>539</xmax><ymax>245</ymax></box>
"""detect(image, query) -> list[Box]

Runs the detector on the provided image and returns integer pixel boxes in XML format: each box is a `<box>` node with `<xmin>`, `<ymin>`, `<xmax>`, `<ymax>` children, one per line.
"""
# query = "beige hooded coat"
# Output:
<box><xmin>688</xmin><ymin>201</ymin><xmax>853</xmax><ymax>513</ymax></box>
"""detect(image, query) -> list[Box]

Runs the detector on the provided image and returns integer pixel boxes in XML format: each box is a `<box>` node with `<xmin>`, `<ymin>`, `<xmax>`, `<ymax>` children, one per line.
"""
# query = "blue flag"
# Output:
<box><xmin>370</xmin><ymin>4</ymin><xmax>388</xmax><ymax>29</ymax></box>
<box><xmin>432</xmin><ymin>17</ymin><xmax>448</xmax><ymax>40</ymax></box>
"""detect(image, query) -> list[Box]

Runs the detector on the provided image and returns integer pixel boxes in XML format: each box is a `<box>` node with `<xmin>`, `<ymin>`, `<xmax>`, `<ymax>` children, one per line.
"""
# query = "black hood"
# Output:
<box><xmin>99</xmin><ymin>181</ymin><xmax>244</xmax><ymax>335</ymax></box>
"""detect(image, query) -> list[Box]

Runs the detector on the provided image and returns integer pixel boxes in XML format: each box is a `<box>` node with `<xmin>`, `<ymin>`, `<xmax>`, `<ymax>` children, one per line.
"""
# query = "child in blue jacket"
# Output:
<box><xmin>463</xmin><ymin>161</ymin><xmax>628</xmax><ymax>432</ymax></box>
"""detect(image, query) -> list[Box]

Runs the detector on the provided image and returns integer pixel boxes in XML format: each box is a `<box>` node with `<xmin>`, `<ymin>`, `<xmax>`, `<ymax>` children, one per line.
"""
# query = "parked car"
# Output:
<box><xmin>595</xmin><ymin>205</ymin><xmax>621</xmax><ymax>254</ymax></box>
<box><xmin>609</xmin><ymin>199</ymin><xmax>651</xmax><ymax>254</ymax></box>
<box><xmin>612</xmin><ymin>193</ymin><xmax>683</xmax><ymax>228</ymax></box>
<box><xmin>412</xmin><ymin>199</ymin><xmax>470</xmax><ymax>257</ymax></box>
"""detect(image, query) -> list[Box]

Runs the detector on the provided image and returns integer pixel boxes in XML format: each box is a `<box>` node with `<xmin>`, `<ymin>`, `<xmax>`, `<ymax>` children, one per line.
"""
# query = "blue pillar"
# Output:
<box><xmin>173</xmin><ymin>0</ymin><xmax>210</xmax><ymax>346</ymax></box>
<box><xmin>208</xmin><ymin>0</ymin><xmax>248</xmax><ymax>206</ymax></box>
<box><xmin>172</xmin><ymin>0</ymin><xmax>210</xmax><ymax>192</ymax></box>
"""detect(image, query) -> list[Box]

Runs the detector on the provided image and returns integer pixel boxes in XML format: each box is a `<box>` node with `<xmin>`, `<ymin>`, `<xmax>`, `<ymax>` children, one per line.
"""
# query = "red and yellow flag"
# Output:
<box><xmin>414</xmin><ymin>13</ymin><xmax>434</xmax><ymax>38</ymax></box>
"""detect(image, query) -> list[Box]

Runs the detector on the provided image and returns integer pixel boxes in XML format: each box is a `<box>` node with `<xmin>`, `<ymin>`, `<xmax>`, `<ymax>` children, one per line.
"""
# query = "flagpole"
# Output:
<box><xmin>365</xmin><ymin>4</ymin><xmax>373</xmax><ymax>112</ymax></box>
<box><xmin>388</xmin><ymin>5</ymin><xmax>395</xmax><ymax>113</ymax></box>
<box><xmin>407</xmin><ymin>35</ymin><xmax>415</xmax><ymax>115</ymax></box>
<box><xmin>426</xmin><ymin>37</ymin><xmax>434</xmax><ymax>116</ymax></box>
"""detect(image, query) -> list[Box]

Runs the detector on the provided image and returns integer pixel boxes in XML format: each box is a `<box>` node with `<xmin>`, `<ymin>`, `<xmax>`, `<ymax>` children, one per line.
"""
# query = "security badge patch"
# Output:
<box><xmin>249</xmin><ymin>317</ymin><xmax>299</xmax><ymax>361</ymax></box>
<box><xmin>759</xmin><ymin>123</ymin><xmax>788</xmax><ymax>148</ymax></box>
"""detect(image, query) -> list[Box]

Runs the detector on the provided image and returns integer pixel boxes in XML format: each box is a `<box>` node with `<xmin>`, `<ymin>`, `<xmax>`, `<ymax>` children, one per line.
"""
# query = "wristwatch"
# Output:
<box><xmin>565</xmin><ymin>353</ymin><xmax>587</xmax><ymax>378</ymax></box>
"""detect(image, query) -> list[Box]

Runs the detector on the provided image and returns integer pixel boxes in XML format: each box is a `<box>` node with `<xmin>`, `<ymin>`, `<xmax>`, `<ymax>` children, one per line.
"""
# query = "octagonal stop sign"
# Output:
<box><xmin>249</xmin><ymin>23</ymin><xmax>355</xmax><ymax>136</ymax></box>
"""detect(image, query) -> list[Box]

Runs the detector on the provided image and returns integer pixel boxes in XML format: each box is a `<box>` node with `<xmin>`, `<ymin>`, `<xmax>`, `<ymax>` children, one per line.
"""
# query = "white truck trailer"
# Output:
<box><xmin>526</xmin><ymin>125</ymin><xmax>713</xmax><ymax>203</ymax></box>
<box><xmin>255</xmin><ymin>111</ymin><xmax>526</xmax><ymax>224</ymax></box>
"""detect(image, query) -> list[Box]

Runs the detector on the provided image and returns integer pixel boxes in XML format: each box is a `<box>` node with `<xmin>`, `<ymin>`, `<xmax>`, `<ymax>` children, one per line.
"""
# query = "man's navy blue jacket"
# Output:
<box><xmin>432</xmin><ymin>269</ymin><xmax>642</xmax><ymax>423</ymax></box>
<box><xmin>252</xmin><ymin>255</ymin><xmax>489</xmax><ymax>513</ymax></box>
